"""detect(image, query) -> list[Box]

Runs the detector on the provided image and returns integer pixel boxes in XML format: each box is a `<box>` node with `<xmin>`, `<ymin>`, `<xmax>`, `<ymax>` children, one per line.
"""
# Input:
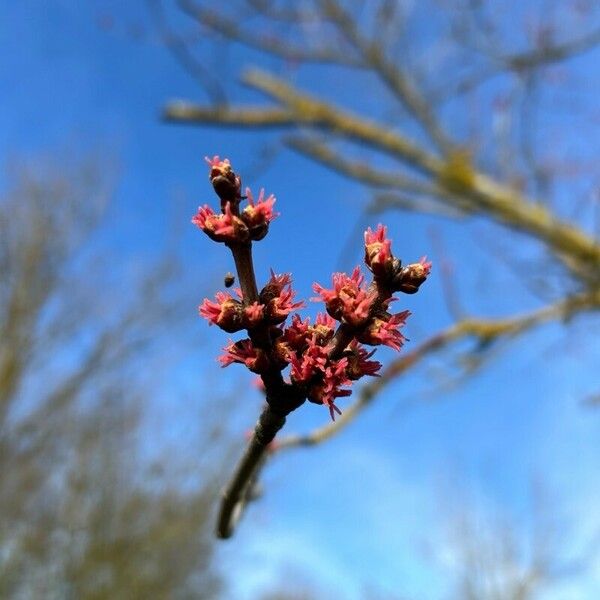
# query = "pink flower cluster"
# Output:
<box><xmin>259</xmin><ymin>271</ymin><xmax>304</xmax><ymax>324</ymax></box>
<box><xmin>357</xmin><ymin>310</ymin><xmax>410</xmax><ymax>351</ymax></box>
<box><xmin>199</xmin><ymin>271</ymin><xmax>303</xmax><ymax>332</ymax></box>
<box><xmin>200</xmin><ymin>258</ymin><xmax>412</xmax><ymax>420</ymax></box>
<box><xmin>241</xmin><ymin>188</ymin><xmax>279</xmax><ymax>240</ymax></box>
<box><xmin>214</xmin><ymin>310</ymin><xmax>382</xmax><ymax>420</ymax></box>
<box><xmin>284</xmin><ymin>314</ymin><xmax>356</xmax><ymax>419</ymax></box>
<box><xmin>313</xmin><ymin>267</ymin><xmax>376</xmax><ymax>328</ymax></box>
<box><xmin>192</xmin><ymin>157</ymin><xmax>278</xmax><ymax>244</ymax></box>
<box><xmin>193</xmin><ymin>157</ymin><xmax>431</xmax><ymax>421</ymax></box>
<box><xmin>312</xmin><ymin>264</ymin><xmax>411</xmax><ymax>350</ymax></box>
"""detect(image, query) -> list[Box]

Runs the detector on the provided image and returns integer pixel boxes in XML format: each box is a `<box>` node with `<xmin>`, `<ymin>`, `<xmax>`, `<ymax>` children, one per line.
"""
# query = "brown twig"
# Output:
<box><xmin>216</xmin><ymin>404</ymin><xmax>286</xmax><ymax>538</ymax></box>
<box><xmin>215</xmin><ymin>235</ymin><xmax>298</xmax><ymax>537</ymax></box>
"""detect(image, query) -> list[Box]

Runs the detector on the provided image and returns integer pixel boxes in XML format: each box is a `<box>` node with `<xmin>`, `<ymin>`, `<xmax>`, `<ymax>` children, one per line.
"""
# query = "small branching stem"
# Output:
<box><xmin>204</xmin><ymin>161</ymin><xmax>432</xmax><ymax>539</ymax></box>
<box><xmin>217</xmin><ymin>241</ymin><xmax>302</xmax><ymax>538</ymax></box>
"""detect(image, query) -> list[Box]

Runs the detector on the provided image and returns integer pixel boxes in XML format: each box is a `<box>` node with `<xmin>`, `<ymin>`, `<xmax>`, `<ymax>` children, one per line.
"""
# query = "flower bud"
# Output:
<box><xmin>259</xmin><ymin>271</ymin><xmax>303</xmax><ymax>324</ymax></box>
<box><xmin>364</xmin><ymin>224</ymin><xmax>395</xmax><ymax>278</ymax></box>
<box><xmin>242</xmin><ymin>301</ymin><xmax>265</xmax><ymax>328</ymax></box>
<box><xmin>343</xmin><ymin>341</ymin><xmax>382</xmax><ymax>380</ymax></box>
<box><xmin>205</xmin><ymin>156</ymin><xmax>241</xmax><ymax>202</ymax></box>
<box><xmin>199</xmin><ymin>292</ymin><xmax>244</xmax><ymax>332</ymax></box>
<box><xmin>192</xmin><ymin>202</ymin><xmax>249</xmax><ymax>244</ymax></box>
<box><xmin>312</xmin><ymin>267</ymin><xmax>376</xmax><ymax>328</ymax></box>
<box><xmin>240</xmin><ymin>188</ymin><xmax>279</xmax><ymax>241</ymax></box>
<box><xmin>356</xmin><ymin>309</ymin><xmax>410</xmax><ymax>350</ymax></box>
<box><xmin>392</xmin><ymin>257</ymin><xmax>432</xmax><ymax>294</ymax></box>
<box><xmin>219</xmin><ymin>339</ymin><xmax>271</xmax><ymax>374</ymax></box>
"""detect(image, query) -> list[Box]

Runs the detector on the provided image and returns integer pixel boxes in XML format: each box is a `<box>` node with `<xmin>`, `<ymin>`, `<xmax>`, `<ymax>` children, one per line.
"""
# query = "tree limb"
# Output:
<box><xmin>276</xmin><ymin>288</ymin><xmax>600</xmax><ymax>450</ymax></box>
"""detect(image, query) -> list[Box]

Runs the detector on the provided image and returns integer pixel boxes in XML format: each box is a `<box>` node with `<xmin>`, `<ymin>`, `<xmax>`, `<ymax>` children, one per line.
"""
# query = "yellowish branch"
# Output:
<box><xmin>241</xmin><ymin>68</ymin><xmax>443</xmax><ymax>175</ymax></box>
<box><xmin>163</xmin><ymin>102</ymin><xmax>296</xmax><ymax>127</ymax></box>
<box><xmin>165</xmin><ymin>70</ymin><xmax>600</xmax><ymax>280</ymax></box>
<box><xmin>285</xmin><ymin>134</ymin><xmax>433</xmax><ymax>194</ymax></box>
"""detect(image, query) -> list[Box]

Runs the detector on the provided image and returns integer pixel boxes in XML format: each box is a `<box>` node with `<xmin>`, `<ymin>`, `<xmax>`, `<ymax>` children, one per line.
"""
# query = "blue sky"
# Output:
<box><xmin>2</xmin><ymin>2</ymin><xmax>599</xmax><ymax>598</ymax></box>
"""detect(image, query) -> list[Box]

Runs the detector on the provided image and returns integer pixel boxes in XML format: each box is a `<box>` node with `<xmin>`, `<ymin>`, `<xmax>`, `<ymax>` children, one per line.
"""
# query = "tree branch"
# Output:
<box><xmin>178</xmin><ymin>0</ymin><xmax>364</xmax><ymax>67</ymax></box>
<box><xmin>319</xmin><ymin>0</ymin><xmax>453</xmax><ymax>153</ymax></box>
<box><xmin>163</xmin><ymin>102</ymin><xmax>296</xmax><ymax>127</ymax></box>
<box><xmin>276</xmin><ymin>289</ymin><xmax>600</xmax><ymax>450</ymax></box>
<box><xmin>285</xmin><ymin>134</ymin><xmax>433</xmax><ymax>194</ymax></box>
<box><xmin>241</xmin><ymin>68</ymin><xmax>444</xmax><ymax>175</ymax></box>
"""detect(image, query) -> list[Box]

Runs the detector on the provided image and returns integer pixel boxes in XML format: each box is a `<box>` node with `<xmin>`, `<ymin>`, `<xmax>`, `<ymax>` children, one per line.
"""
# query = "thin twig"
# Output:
<box><xmin>178</xmin><ymin>0</ymin><xmax>364</xmax><ymax>67</ymax></box>
<box><xmin>319</xmin><ymin>0</ymin><xmax>453</xmax><ymax>154</ymax></box>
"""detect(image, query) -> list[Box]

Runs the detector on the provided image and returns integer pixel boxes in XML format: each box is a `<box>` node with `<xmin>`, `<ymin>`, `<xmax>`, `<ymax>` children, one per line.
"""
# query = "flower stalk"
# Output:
<box><xmin>192</xmin><ymin>157</ymin><xmax>430</xmax><ymax>538</ymax></box>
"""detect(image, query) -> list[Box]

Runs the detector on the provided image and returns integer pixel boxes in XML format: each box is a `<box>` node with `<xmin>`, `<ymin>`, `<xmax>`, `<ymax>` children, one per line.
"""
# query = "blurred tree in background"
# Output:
<box><xmin>0</xmin><ymin>155</ymin><xmax>224</xmax><ymax>598</ymax></box>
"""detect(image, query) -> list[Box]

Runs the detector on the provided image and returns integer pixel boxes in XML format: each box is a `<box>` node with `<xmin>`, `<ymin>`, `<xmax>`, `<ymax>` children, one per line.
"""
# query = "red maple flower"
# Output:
<box><xmin>414</xmin><ymin>256</ymin><xmax>432</xmax><ymax>276</ymax></box>
<box><xmin>288</xmin><ymin>334</ymin><xmax>353</xmax><ymax>421</ymax></box>
<box><xmin>243</xmin><ymin>301</ymin><xmax>265</xmax><ymax>328</ymax></box>
<box><xmin>205</xmin><ymin>155</ymin><xmax>232</xmax><ymax>180</ymax></box>
<box><xmin>310</xmin><ymin>312</ymin><xmax>337</xmax><ymax>344</ymax></box>
<box><xmin>308</xmin><ymin>358</ymin><xmax>352</xmax><ymax>420</ymax></box>
<box><xmin>262</xmin><ymin>271</ymin><xmax>292</xmax><ymax>294</ymax></box>
<box><xmin>313</xmin><ymin>266</ymin><xmax>377</xmax><ymax>327</ymax></box>
<box><xmin>281</xmin><ymin>312</ymin><xmax>337</xmax><ymax>356</ymax></box>
<box><xmin>364</xmin><ymin>224</ymin><xmax>394</xmax><ymax>277</ymax></box>
<box><xmin>192</xmin><ymin>202</ymin><xmax>248</xmax><ymax>243</ymax></box>
<box><xmin>241</xmin><ymin>187</ymin><xmax>279</xmax><ymax>227</ymax></box>
<box><xmin>344</xmin><ymin>340</ymin><xmax>382</xmax><ymax>380</ymax></box>
<box><xmin>219</xmin><ymin>339</ymin><xmax>270</xmax><ymax>373</ymax></box>
<box><xmin>281</xmin><ymin>314</ymin><xmax>311</xmax><ymax>350</ymax></box>
<box><xmin>205</xmin><ymin>155</ymin><xmax>241</xmax><ymax>201</ymax></box>
<box><xmin>191</xmin><ymin>204</ymin><xmax>216</xmax><ymax>231</ymax></box>
<box><xmin>394</xmin><ymin>256</ymin><xmax>432</xmax><ymax>294</ymax></box>
<box><xmin>289</xmin><ymin>335</ymin><xmax>329</xmax><ymax>384</ymax></box>
<box><xmin>261</xmin><ymin>271</ymin><xmax>304</xmax><ymax>324</ymax></box>
<box><xmin>199</xmin><ymin>291</ymin><xmax>243</xmax><ymax>332</ymax></box>
<box><xmin>357</xmin><ymin>309</ymin><xmax>410</xmax><ymax>351</ymax></box>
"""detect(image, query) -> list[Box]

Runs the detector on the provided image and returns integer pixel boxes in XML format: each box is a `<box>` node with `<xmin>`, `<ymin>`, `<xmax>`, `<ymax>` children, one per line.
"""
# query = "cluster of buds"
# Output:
<box><xmin>192</xmin><ymin>156</ymin><xmax>278</xmax><ymax>244</ymax></box>
<box><xmin>364</xmin><ymin>225</ymin><xmax>431</xmax><ymax>294</ymax></box>
<box><xmin>199</xmin><ymin>271</ymin><xmax>304</xmax><ymax>333</ymax></box>
<box><xmin>193</xmin><ymin>157</ymin><xmax>431</xmax><ymax>421</ymax></box>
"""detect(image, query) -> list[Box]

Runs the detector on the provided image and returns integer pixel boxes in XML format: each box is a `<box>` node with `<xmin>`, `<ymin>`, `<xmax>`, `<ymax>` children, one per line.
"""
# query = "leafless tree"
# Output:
<box><xmin>0</xmin><ymin>153</ymin><xmax>224</xmax><ymax>598</ymax></box>
<box><xmin>436</xmin><ymin>484</ymin><xmax>600</xmax><ymax>600</ymax></box>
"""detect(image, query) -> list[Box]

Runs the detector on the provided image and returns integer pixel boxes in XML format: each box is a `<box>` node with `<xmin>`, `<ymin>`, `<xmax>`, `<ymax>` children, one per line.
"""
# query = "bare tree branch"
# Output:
<box><xmin>276</xmin><ymin>289</ymin><xmax>600</xmax><ymax>451</ymax></box>
<box><xmin>319</xmin><ymin>0</ymin><xmax>453</xmax><ymax>153</ymax></box>
<box><xmin>285</xmin><ymin>134</ymin><xmax>434</xmax><ymax>194</ymax></box>
<box><xmin>178</xmin><ymin>0</ymin><xmax>365</xmax><ymax>67</ymax></box>
<box><xmin>147</xmin><ymin>0</ymin><xmax>227</xmax><ymax>105</ymax></box>
<box><xmin>166</xmin><ymin>69</ymin><xmax>600</xmax><ymax>280</ymax></box>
